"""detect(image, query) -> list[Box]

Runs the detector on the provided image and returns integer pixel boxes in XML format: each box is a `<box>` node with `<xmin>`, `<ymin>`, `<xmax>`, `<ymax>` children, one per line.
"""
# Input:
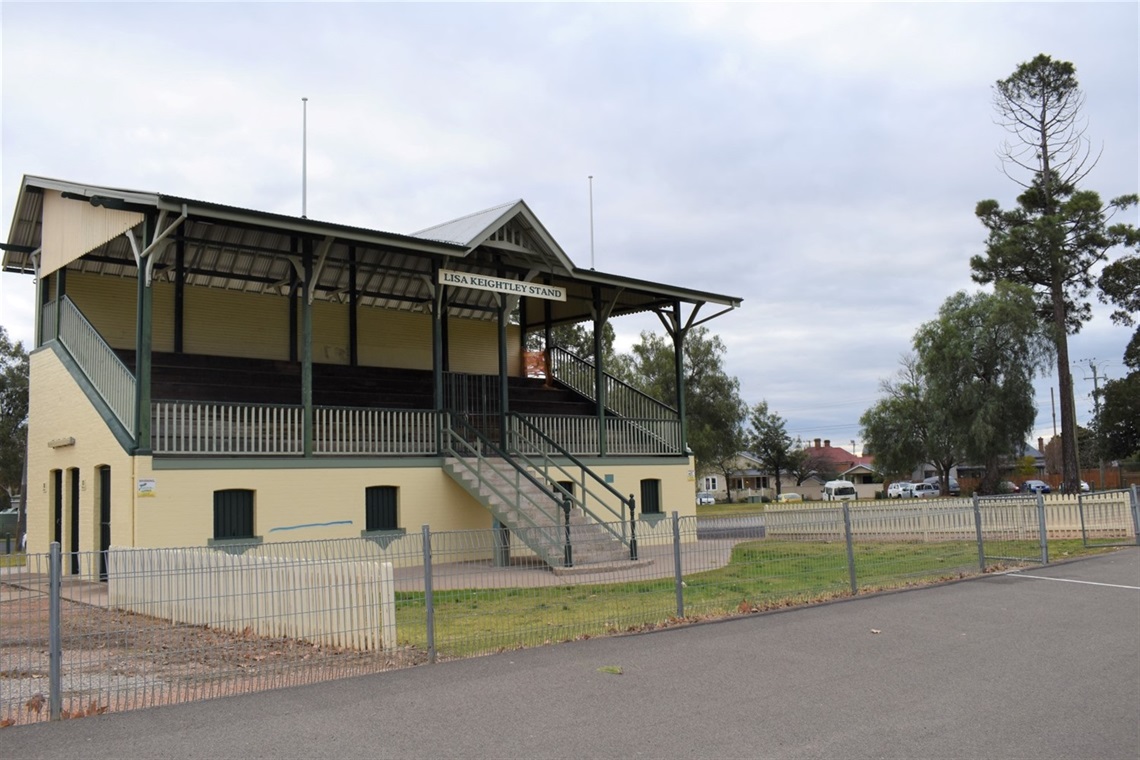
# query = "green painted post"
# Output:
<box><xmin>34</xmin><ymin>266</ymin><xmax>43</xmax><ymax>347</ymax></box>
<box><xmin>562</xmin><ymin>497</ymin><xmax>574</xmax><ymax>568</ymax></box>
<box><xmin>431</xmin><ymin>260</ymin><xmax>444</xmax><ymax>455</ymax></box>
<box><xmin>592</xmin><ymin>287</ymin><xmax>607</xmax><ymax>457</ymax></box>
<box><xmin>54</xmin><ymin>268</ymin><xmax>64</xmax><ymax>343</ymax></box>
<box><xmin>348</xmin><ymin>244</ymin><xmax>358</xmax><ymax>367</ymax></box>
<box><xmin>672</xmin><ymin>302</ymin><xmax>688</xmax><ymax>454</ymax></box>
<box><xmin>497</xmin><ymin>296</ymin><xmax>509</xmax><ymax>448</ymax></box>
<box><xmin>629</xmin><ymin>494</ymin><xmax>638</xmax><ymax>561</ymax></box>
<box><xmin>136</xmin><ymin>271</ymin><xmax>153</xmax><ymax>453</ymax></box>
<box><xmin>135</xmin><ymin>215</ymin><xmax>154</xmax><ymax>453</ymax></box>
<box><xmin>301</xmin><ymin>244</ymin><xmax>313</xmax><ymax>457</ymax></box>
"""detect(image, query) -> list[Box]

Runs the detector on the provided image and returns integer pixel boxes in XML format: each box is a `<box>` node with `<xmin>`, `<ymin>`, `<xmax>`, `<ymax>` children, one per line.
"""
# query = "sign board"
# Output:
<box><xmin>137</xmin><ymin>479</ymin><xmax>156</xmax><ymax>498</ymax></box>
<box><xmin>439</xmin><ymin>270</ymin><xmax>566</xmax><ymax>302</ymax></box>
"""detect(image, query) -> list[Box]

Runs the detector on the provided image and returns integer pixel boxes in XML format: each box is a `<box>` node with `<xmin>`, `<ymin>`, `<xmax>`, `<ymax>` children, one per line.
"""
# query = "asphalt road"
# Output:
<box><xmin>2</xmin><ymin>549</ymin><xmax>1137</xmax><ymax>760</ymax></box>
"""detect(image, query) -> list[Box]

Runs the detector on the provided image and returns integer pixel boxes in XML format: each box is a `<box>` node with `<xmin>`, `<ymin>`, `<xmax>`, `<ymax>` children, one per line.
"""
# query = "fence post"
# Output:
<box><xmin>672</xmin><ymin>511</ymin><xmax>683</xmax><ymax>618</ymax></box>
<box><xmin>421</xmin><ymin>525</ymin><xmax>436</xmax><ymax>664</ymax></box>
<box><xmin>562</xmin><ymin>497</ymin><xmax>573</xmax><ymax>568</ymax></box>
<box><xmin>49</xmin><ymin>542</ymin><xmax>62</xmax><ymax>720</ymax></box>
<box><xmin>629</xmin><ymin>494</ymin><xmax>638</xmax><ymax>561</ymax></box>
<box><xmin>1036</xmin><ymin>493</ymin><xmax>1048</xmax><ymax>564</ymax></box>
<box><xmin>1077</xmin><ymin>490</ymin><xmax>1089</xmax><ymax>547</ymax></box>
<box><xmin>973</xmin><ymin>493</ymin><xmax>985</xmax><ymax>572</ymax></box>
<box><xmin>1130</xmin><ymin>485</ymin><xmax>1140</xmax><ymax>547</ymax></box>
<box><xmin>842</xmin><ymin>504</ymin><xmax>857</xmax><ymax>595</ymax></box>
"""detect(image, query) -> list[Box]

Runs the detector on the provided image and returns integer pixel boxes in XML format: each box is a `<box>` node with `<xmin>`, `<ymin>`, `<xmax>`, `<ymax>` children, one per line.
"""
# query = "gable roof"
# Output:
<box><xmin>412</xmin><ymin>199</ymin><xmax>577</xmax><ymax>276</ymax></box>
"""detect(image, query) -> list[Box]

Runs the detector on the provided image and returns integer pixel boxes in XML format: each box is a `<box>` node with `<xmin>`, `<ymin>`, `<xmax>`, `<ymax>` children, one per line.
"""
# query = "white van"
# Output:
<box><xmin>822</xmin><ymin>480</ymin><xmax>858</xmax><ymax>501</ymax></box>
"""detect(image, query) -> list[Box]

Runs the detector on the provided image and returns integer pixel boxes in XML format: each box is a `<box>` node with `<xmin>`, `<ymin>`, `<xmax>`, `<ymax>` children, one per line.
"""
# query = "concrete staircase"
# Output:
<box><xmin>442</xmin><ymin>456</ymin><xmax>629</xmax><ymax>568</ymax></box>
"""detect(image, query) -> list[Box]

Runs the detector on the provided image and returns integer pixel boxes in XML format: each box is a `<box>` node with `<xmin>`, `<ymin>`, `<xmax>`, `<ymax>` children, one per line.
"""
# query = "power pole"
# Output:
<box><xmin>1081</xmin><ymin>359</ymin><xmax>1107</xmax><ymax>489</ymax></box>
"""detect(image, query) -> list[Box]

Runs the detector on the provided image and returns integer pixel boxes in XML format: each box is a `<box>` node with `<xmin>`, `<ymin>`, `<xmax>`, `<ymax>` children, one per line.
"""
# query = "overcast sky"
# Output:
<box><xmin>2</xmin><ymin>2</ymin><xmax>1137</xmax><ymax>453</ymax></box>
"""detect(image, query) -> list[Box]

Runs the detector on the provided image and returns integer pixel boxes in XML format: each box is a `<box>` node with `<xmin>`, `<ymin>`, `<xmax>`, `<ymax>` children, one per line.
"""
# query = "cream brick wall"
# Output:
<box><xmin>133</xmin><ymin>460</ymin><xmax>492</xmax><ymax>547</ymax></box>
<box><xmin>25</xmin><ymin>348</ymin><xmax>134</xmax><ymax>560</ymax></box>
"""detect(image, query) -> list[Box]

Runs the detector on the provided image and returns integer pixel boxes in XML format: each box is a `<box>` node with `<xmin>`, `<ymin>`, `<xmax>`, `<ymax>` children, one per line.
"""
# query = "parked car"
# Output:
<box><xmin>1022</xmin><ymin>479</ymin><xmax>1051</xmax><ymax>494</ymax></box>
<box><xmin>777</xmin><ymin>492</ymin><xmax>802</xmax><ymax>503</ymax></box>
<box><xmin>1058</xmin><ymin>480</ymin><xmax>1092</xmax><ymax>494</ymax></box>
<box><xmin>998</xmin><ymin>481</ymin><xmax>1019</xmax><ymax>494</ymax></box>
<box><xmin>911</xmin><ymin>482</ymin><xmax>940</xmax><ymax>498</ymax></box>
<box><xmin>924</xmin><ymin>476</ymin><xmax>960</xmax><ymax>496</ymax></box>
<box><xmin>821</xmin><ymin>480</ymin><xmax>859</xmax><ymax>501</ymax></box>
<box><xmin>696</xmin><ymin>491</ymin><xmax>716</xmax><ymax>506</ymax></box>
<box><xmin>886</xmin><ymin>482</ymin><xmax>913</xmax><ymax>499</ymax></box>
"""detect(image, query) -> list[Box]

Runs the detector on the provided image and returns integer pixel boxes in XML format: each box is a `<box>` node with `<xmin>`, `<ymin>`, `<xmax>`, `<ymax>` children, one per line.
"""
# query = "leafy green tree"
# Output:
<box><xmin>971</xmin><ymin>53</ymin><xmax>1138</xmax><ymax>493</ymax></box>
<box><xmin>704</xmin><ymin>420</ymin><xmax>749</xmax><ymax>504</ymax></box>
<box><xmin>915</xmin><ymin>285</ymin><xmax>1050</xmax><ymax>493</ymax></box>
<box><xmin>526</xmin><ymin>322</ymin><xmax>620</xmax><ymax>366</ymax></box>
<box><xmin>0</xmin><ymin>327</ymin><xmax>29</xmax><ymax>513</ymax></box>
<box><xmin>1099</xmin><ymin>372</ymin><xmax>1140</xmax><ymax>460</ymax></box>
<box><xmin>860</xmin><ymin>355</ymin><xmax>956</xmax><ymax>484</ymax></box>
<box><xmin>786</xmin><ymin>440</ymin><xmax>830</xmax><ymax>487</ymax></box>
<box><xmin>747</xmin><ymin>401</ymin><xmax>794</xmax><ymax>497</ymax></box>
<box><xmin>1098</xmin><ymin>253</ymin><xmax>1140</xmax><ymax>371</ymax></box>
<box><xmin>622</xmin><ymin>326</ymin><xmax>746</xmax><ymax>479</ymax></box>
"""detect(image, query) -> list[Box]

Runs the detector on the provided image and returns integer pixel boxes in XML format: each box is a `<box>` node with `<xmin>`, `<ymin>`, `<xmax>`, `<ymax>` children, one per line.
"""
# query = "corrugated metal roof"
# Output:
<box><xmin>3</xmin><ymin>175</ymin><xmax>742</xmax><ymax>328</ymax></box>
<box><xmin>411</xmin><ymin>200</ymin><xmax>521</xmax><ymax>246</ymax></box>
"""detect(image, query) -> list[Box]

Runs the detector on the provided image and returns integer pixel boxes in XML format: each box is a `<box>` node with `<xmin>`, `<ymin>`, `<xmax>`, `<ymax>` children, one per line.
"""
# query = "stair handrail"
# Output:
<box><xmin>57</xmin><ymin>295</ymin><xmax>137</xmax><ymax>432</ymax></box>
<box><xmin>441</xmin><ymin>413</ymin><xmax>568</xmax><ymax>549</ymax></box>
<box><xmin>507</xmin><ymin>412</ymin><xmax>632</xmax><ymax>546</ymax></box>
<box><xmin>548</xmin><ymin>345</ymin><xmax>678</xmax><ymax>420</ymax></box>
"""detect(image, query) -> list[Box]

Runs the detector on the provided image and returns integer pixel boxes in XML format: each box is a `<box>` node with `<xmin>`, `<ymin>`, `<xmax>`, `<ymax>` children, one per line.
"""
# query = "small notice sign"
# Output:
<box><xmin>137</xmin><ymin>479</ymin><xmax>156</xmax><ymax>498</ymax></box>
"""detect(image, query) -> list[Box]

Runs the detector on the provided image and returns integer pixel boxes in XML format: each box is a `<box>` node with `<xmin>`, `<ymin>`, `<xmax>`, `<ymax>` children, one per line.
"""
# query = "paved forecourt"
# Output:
<box><xmin>2</xmin><ymin>549</ymin><xmax>1137</xmax><ymax>760</ymax></box>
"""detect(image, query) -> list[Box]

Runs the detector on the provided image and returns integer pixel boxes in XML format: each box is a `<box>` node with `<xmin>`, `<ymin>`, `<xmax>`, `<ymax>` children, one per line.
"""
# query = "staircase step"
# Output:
<box><xmin>442</xmin><ymin>455</ymin><xmax>632</xmax><ymax>569</ymax></box>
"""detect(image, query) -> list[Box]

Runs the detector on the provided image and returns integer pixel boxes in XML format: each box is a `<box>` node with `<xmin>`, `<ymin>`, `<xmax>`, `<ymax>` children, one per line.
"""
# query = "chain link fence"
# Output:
<box><xmin>3</xmin><ymin>487</ymin><xmax>1136</xmax><ymax>726</ymax></box>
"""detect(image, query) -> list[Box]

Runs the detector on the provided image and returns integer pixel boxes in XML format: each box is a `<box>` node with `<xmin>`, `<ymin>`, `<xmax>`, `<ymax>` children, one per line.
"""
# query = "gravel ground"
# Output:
<box><xmin>1</xmin><ymin>587</ymin><xmax>428</xmax><ymax>726</ymax></box>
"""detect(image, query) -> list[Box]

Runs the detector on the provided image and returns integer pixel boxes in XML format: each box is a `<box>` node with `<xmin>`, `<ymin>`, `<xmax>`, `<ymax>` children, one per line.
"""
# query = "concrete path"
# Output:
<box><xmin>2</xmin><ymin>548</ymin><xmax>1136</xmax><ymax>759</ymax></box>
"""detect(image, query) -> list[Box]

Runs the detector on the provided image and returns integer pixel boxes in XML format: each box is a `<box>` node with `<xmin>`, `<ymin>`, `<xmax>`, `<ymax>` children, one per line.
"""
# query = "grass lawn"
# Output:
<box><xmin>696</xmin><ymin>501</ymin><xmax>768</xmax><ymax>519</ymax></box>
<box><xmin>0</xmin><ymin>553</ymin><xmax>25</xmax><ymax>569</ymax></box>
<box><xmin>392</xmin><ymin>538</ymin><xmax>1114</xmax><ymax>658</ymax></box>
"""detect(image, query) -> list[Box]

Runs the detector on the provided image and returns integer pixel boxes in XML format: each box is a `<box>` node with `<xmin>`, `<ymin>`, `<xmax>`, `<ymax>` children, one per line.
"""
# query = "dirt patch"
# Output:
<box><xmin>1</xmin><ymin>590</ymin><xmax>429</xmax><ymax>727</ymax></box>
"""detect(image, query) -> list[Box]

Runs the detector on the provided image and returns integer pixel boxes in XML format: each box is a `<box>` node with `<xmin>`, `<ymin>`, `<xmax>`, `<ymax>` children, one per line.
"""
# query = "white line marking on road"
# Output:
<box><xmin>1006</xmin><ymin>574</ymin><xmax>1140</xmax><ymax>590</ymax></box>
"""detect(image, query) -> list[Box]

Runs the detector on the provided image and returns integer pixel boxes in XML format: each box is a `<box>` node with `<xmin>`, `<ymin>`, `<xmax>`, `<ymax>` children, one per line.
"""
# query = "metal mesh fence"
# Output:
<box><xmin>2</xmin><ymin>489</ymin><xmax>1136</xmax><ymax>726</ymax></box>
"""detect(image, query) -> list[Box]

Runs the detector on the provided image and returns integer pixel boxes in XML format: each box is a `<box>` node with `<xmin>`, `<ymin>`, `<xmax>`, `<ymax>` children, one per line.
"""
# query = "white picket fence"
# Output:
<box><xmin>765</xmin><ymin>491</ymin><xmax>1137</xmax><ymax>542</ymax></box>
<box><xmin>106</xmin><ymin>546</ymin><xmax>397</xmax><ymax>652</ymax></box>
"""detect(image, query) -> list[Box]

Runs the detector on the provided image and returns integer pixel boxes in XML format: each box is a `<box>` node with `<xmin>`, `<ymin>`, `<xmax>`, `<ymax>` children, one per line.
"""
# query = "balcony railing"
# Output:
<box><xmin>151</xmin><ymin>403</ymin><xmax>681</xmax><ymax>458</ymax></box>
<box><xmin>314</xmin><ymin>407</ymin><xmax>437</xmax><ymax>455</ymax></box>
<box><xmin>152</xmin><ymin>402</ymin><xmax>440</xmax><ymax>456</ymax></box>
<box><xmin>152</xmin><ymin>401</ymin><xmax>303</xmax><ymax>455</ymax></box>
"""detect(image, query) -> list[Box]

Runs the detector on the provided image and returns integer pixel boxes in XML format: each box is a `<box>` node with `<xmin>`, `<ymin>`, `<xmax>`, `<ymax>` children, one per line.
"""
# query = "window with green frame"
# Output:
<box><xmin>365</xmin><ymin>486</ymin><xmax>398</xmax><ymax>532</ymax></box>
<box><xmin>640</xmin><ymin>479</ymin><xmax>662</xmax><ymax>514</ymax></box>
<box><xmin>213</xmin><ymin>489</ymin><xmax>255</xmax><ymax>539</ymax></box>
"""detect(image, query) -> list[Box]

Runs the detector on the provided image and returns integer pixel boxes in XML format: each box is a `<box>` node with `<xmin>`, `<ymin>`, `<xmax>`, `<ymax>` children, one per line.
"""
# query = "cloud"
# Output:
<box><xmin>2</xmin><ymin>1</ymin><xmax>1136</xmax><ymax>449</ymax></box>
